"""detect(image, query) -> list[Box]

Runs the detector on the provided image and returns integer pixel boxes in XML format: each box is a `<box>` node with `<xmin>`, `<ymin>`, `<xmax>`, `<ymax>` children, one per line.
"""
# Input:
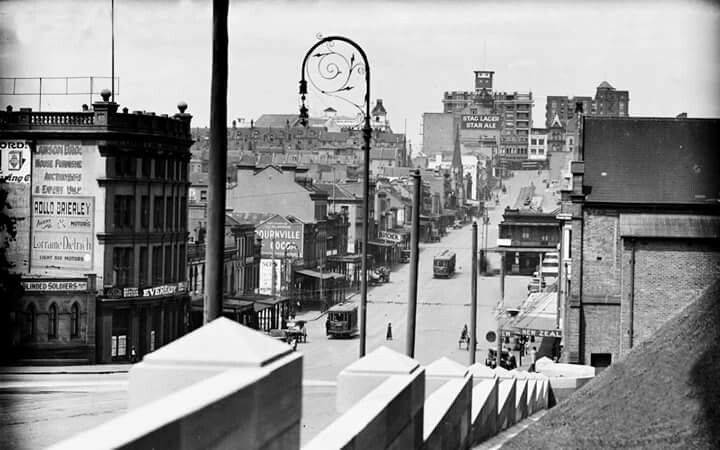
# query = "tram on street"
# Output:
<box><xmin>325</xmin><ymin>302</ymin><xmax>359</xmax><ymax>338</ymax></box>
<box><xmin>432</xmin><ymin>249</ymin><xmax>456</xmax><ymax>278</ymax></box>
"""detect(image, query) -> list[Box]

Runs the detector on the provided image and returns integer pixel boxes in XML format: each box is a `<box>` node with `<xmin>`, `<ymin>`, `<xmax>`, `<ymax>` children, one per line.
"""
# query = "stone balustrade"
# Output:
<box><xmin>50</xmin><ymin>321</ymin><xmax>594</xmax><ymax>450</ymax></box>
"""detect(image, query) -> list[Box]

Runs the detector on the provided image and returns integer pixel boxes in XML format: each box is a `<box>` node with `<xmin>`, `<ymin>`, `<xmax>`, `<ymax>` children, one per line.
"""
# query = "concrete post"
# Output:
<box><xmin>336</xmin><ymin>345</ymin><xmax>422</xmax><ymax>413</ymax></box>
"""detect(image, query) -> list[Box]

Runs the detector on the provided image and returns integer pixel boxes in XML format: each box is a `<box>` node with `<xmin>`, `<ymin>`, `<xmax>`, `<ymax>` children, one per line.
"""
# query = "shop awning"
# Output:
<box><xmin>505</xmin><ymin>292</ymin><xmax>562</xmax><ymax>338</ymax></box>
<box><xmin>296</xmin><ymin>269</ymin><xmax>345</xmax><ymax>280</ymax></box>
<box><xmin>486</xmin><ymin>246</ymin><xmax>558</xmax><ymax>253</ymax></box>
<box><xmin>368</xmin><ymin>241</ymin><xmax>394</xmax><ymax>248</ymax></box>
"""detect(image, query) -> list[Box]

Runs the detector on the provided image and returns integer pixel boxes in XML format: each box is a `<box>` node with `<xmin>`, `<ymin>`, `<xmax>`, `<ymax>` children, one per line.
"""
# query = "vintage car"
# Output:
<box><xmin>284</xmin><ymin>320</ymin><xmax>307</xmax><ymax>343</ymax></box>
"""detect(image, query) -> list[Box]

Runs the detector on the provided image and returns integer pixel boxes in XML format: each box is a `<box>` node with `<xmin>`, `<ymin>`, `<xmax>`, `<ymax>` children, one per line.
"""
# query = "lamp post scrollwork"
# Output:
<box><xmin>300</xmin><ymin>35</ymin><xmax>371</xmax><ymax>357</ymax></box>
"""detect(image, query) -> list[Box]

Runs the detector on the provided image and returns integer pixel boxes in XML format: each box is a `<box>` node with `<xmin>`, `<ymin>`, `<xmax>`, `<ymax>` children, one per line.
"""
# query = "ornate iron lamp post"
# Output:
<box><xmin>299</xmin><ymin>35</ymin><xmax>372</xmax><ymax>357</ymax></box>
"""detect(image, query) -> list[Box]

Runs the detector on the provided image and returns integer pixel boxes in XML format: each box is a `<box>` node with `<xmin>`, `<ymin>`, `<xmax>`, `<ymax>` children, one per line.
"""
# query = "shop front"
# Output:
<box><xmin>97</xmin><ymin>282</ymin><xmax>190</xmax><ymax>363</ymax></box>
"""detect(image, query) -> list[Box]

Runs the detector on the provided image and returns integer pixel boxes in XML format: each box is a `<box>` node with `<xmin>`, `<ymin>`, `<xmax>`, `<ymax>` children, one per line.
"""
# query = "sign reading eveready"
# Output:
<box><xmin>461</xmin><ymin>115</ymin><xmax>501</xmax><ymax>130</ymax></box>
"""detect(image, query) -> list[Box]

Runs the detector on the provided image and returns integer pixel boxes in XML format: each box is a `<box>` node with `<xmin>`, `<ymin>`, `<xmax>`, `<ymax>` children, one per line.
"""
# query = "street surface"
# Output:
<box><xmin>0</xmin><ymin>166</ymin><xmax>555</xmax><ymax>449</ymax></box>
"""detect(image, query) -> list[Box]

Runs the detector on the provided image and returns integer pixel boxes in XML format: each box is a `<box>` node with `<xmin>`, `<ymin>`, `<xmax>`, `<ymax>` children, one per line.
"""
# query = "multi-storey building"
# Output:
<box><xmin>558</xmin><ymin>116</ymin><xmax>719</xmax><ymax>369</ymax></box>
<box><xmin>0</xmin><ymin>92</ymin><xmax>193</xmax><ymax>364</ymax></box>
<box><xmin>545</xmin><ymin>81</ymin><xmax>629</xmax><ymax>128</ymax></box>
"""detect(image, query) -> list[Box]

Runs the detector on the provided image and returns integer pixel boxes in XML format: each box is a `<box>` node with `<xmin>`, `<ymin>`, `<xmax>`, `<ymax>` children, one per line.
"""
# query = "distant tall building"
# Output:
<box><xmin>431</xmin><ymin>69</ymin><xmax>532</xmax><ymax>165</ymax></box>
<box><xmin>546</xmin><ymin>81</ymin><xmax>629</xmax><ymax>128</ymax></box>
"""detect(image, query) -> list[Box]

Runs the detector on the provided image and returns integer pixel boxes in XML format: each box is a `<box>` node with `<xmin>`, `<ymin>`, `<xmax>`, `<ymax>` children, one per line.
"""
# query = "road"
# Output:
<box><xmin>0</xmin><ymin>167</ymin><xmax>550</xmax><ymax>449</ymax></box>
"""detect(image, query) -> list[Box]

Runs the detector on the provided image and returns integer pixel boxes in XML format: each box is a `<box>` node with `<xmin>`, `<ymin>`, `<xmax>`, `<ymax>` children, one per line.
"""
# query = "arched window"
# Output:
<box><xmin>26</xmin><ymin>304</ymin><xmax>36</xmax><ymax>338</ymax></box>
<box><xmin>48</xmin><ymin>303</ymin><xmax>58</xmax><ymax>338</ymax></box>
<box><xmin>70</xmin><ymin>303</ymin><xmax>80</xmax><ymax>338</ymax></box>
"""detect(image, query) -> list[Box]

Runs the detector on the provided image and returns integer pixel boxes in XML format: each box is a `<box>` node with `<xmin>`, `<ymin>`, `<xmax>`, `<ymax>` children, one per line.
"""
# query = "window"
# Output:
<box><xmin>522</xmin><ymin>227</ymin><xmax>530</xmax><ymax>240</ymax></box>
<box><xmin>180</xmin><ymin>161</ymin><xmax>188</xmax><ymax>181</ymax></box>
<box><xmin>70</xmin><ymin>303</ymin><xmax>80</xmax><ymax>338</ymax></box>
<box><xmin>166</xmin><ymin>195</ymin><xmax>174</xmax><ymax>229</ymax></box>
<box><xmin>113</xmin><ymin>247</ymin><xmax>134</xmax><ymax>287</ymax></box>
<box><xmin>114</xmin><ymin>155</ymin><xmax>134</xmax><ymax>177</ymax></box>
<box><xmin>141</xmin><ymin>196</ymin><xmax>149</xmax><ymax>230</ymax></box>
<box><xmin>152</xmin><ymin>246</ymin><xmax>163</xmax><ymax>285</ymax></box>
<box><xmin>180</xmin><ymin>197</ymin><xmax>187</xmax><ymax>228</ymax></box>
<box><xmin>114</xmin><ymin>195</ymin><xmax>135</xmax><ymax>230</ymax></box>
<box><xmin>531</xmin><ymin>138</ymin><xmax>537</xmax><ymax>145</ymax></box>
<box><xmin>168</xmin><ymin>160</ymin><xmax>175</xmax><ymax>180</ymax></box>
<box><xmin>164</xmin><ymin>245</ymin><xmax>173</xmax><ymax>282</ymax></box>
<box><xmin>25</xmin><ymin>304</ymin><xmax>35</xmax><ymax>338</ymax></box>
<box><xmin>154</xmin><ymin>159</ymin><xmax>166</xmax><ymax>179</ymax></box>
<box><xmin>200</xmin><ymin>190</ymin><xmax>207</xmax><ymax>202</ymax></box>
<box><xmin>154</xmin><ymin>196</ymin><xmax>164</xmax><ymax>230</ymax></box>
<box><xmin>141</xmin><ymin>158</ymin><xmax>151</xmax><ymax>178</ymax></box>
<box><xmin>178</xmin><ymin>244</ymin><xmax>186</xmax><ymax>282</ymax></box>
<box><xmin>139</xmin><ymin>246</ymin><xmax>149</xmax><ymax>287</ymax></box>
<box><xmin>48</xmin><ymin>303</ymin><xmax>58</xmax><ymax>338</ymax></box>
<box><xmin>539</xmin><ymin>138</ymin><xmax>544</xmax><ymax>145</ymax></box>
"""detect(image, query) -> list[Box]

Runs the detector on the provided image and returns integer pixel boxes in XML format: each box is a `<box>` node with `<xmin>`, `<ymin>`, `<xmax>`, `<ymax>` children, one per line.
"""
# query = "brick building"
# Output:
<box><xmin>0</xmin><ymin>93</ymin><xmax>193</xmax><ymax>364</ymax></box>
<box><xmin>559</xmin><ymin>116</ymin><xmax>720</xmax><ymax>369</ymax></box>
<box><xmin>545</xmin><ymin>81</ymin><xmax>629</xmax><ymax>128</ymax></box>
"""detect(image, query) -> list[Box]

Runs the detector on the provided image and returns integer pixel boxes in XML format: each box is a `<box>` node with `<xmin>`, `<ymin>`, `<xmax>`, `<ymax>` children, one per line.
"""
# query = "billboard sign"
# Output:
<box><xmin>461</xmin><ymin>115</ymin><xmax>501</xmax><ymax>130</ymax></box>
<box><xmin>259</xmin><ymin>258</ymin><xmax>281</xmax><ymax>295</ymax></box>
<box><xmin>0</xmin><ymin>140</ymin><xmax>31</xmax><ymax>183</ymax></box>
<box><xmin>31</xmin><ymin>196</ymin><xmax>94</xmax><ymax>270</ymax></box>
<box><xmin>255</xmin><ymin>216</ymin><xmax>303</xmax><ymax>257</ymax></box>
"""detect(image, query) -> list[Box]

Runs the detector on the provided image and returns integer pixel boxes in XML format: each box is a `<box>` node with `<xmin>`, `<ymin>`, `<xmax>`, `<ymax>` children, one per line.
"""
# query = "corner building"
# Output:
<box><xmin>0</xmin><ymin>94</ymin><xmax>193</xmax><ymax>363</ymax></box>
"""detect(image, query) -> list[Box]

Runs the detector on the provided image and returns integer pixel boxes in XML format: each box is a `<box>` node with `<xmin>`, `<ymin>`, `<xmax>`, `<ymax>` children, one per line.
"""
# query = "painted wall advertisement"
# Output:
<box><xmin>461</xmin><ymin>114</ymin><xmax>502</xmax><ymax>130</ymax></box>
<box><xmin>255</xmin><ymin>216</ymin><xmax>303</xmax><ymax>258</ymax></box>
<box><xmin>259</xmin><ymin>258</ymin><xmax>282</xmax><ymax>295</ymax></box>
<box><xmin>1</xmin><ymin>141</ymin><xmax>32</xmax><ymax>272</ymax></box>
<box><xmin>31</xmin><ymin>142</ymin><xmax>98</xmax><ymax>271</ymax></box>
<box><xmin>31</xmin><ymin>196</ymin><xmax>94</xmax><ymax>270</ymax></box>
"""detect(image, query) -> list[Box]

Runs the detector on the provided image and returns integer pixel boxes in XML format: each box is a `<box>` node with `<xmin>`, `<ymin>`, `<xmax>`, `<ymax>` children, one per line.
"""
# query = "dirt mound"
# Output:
<box><xmin>503</xmin><ymin>280</ymin><xmax>720</xmax><ymax>449</ymax></box>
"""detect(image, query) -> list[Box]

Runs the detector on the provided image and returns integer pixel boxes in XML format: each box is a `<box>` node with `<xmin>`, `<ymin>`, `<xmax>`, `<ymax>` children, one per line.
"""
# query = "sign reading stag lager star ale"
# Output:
<box><xmin>461</xmin><ymin>114</ymin><xmax>502</xmax><ymax>130</ymax></box>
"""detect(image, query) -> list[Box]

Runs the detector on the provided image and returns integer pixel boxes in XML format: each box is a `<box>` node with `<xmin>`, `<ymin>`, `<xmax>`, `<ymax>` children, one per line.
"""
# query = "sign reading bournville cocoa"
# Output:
<box><xmin>461</xmin><ymin>114</ymin><xmax>502</xmax><ymax>130</ymax></box>
<box><xmin>255</xmin><ymin>216</ymin><xmax>303</xmax><ymax>257</ymax></box>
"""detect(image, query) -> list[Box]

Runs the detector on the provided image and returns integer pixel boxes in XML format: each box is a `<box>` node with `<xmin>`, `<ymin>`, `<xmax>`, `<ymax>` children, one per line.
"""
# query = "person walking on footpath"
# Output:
<box><xmin>529</xmin><ymin>346</ymin><xmax>538</xmax><ymax>372</ymax></box>
<box><xmin>130</xmin><ymin>346</ymin><xmax>137</xmax><ymax>363</ymax></box>
<box><xmin>386</xmin><ymin>322</ymin><xmax>393</xmax><ymax>340</ymax></box>
<box><xmin>506</xmin><ymin>348</ymin><xmax>517</xmax><ymax>370</ymax></box>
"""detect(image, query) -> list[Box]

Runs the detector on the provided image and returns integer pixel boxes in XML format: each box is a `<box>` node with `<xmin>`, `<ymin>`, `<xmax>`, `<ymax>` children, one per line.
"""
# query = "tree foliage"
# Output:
<box><xmin>0</xmin><ymin>181</ymin><xmax>24</xmax><ymax>362</ymax></box>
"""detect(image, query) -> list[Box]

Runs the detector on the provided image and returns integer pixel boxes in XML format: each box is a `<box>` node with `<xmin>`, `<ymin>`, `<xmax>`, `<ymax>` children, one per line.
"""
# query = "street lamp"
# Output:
<box><xmin>299</xmin><ymin>35</ymin><xmax>372</xmax><ymax>358</ymax></box>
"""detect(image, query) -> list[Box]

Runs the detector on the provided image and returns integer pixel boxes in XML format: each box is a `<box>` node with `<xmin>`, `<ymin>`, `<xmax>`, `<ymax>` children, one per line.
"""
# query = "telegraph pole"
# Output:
<box><xmin>470</xmin><ymin>221</ymin><xmax>478</xmax><ymax>364</ymax></box>
<box><xmin>204</xmin><ymin>0</ymin><xmax>228</xmax><ymax>323</ymax></box>
<box><xmin>406</xmin><ymin>170</ymin><xmax>421</xmax><ymax>357</ymax></box>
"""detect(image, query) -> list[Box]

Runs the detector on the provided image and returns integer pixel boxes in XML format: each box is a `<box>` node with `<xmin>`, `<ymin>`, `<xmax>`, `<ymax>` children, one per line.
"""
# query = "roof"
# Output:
<box><xmin>504</xmin><ymin>279</ymin><xmax>720</xmax><ymax>449</ymax></box>
<box><xmin>583</xmin><ymin>117</ymin><xmax>720</xmax><ymax>205</ymax></box>
<box><xmin>327</xmin><ymin>302</ymin><xmax>358</xmax><ymax>312</ymax></box>
<box><xmin>314</xmin><ymin>183</ymin><xmax>359</xmax><ymax>202</ymax></box>
<box><xmin>254</xmin><ymin>114</ymin><xmax>298</xmax><ymax>128</ymax></box>
<box><xmin>596</xmin><ymin>80</ymin><xmax>614</xmax><ymax>89</ymax></box>
<box><xmin>229</xmin><ymin>211</ymin><xmax>276</xmax><ymax>225</ymax></box>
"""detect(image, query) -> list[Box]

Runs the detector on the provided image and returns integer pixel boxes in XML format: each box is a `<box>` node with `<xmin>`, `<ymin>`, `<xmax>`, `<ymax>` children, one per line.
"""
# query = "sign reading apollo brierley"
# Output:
<box><xmin>31</xmin><ymin>142</ymin><xmax>95</xmax><ymax>270</ymax></box>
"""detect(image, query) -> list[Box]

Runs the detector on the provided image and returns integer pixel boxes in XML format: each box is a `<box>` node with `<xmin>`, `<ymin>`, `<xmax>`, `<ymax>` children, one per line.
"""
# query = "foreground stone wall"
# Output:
<box><xmin>51</xmin><ymin>324</ymin><xmax>598</xmax><ymax>450</ymax></box>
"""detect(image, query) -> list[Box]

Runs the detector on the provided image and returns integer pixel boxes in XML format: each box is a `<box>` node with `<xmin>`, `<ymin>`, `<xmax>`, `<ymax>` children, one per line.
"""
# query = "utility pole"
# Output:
<box><xmin>406</xmin><ymin>169</ymin><xmax>421</xmax><ymax>357</ymax></box>
<box><xmin>470</xmin><ymin>221</ymin><xmax>478</xmax><ymax>364</ymax></box>
<box><xmin>203</xmin><ymin>0</ymin><xmax>228</xmax><ymax>324</ymax></box>
<box><xmin>271</xmin><ymin>237</ymin><xmax>276</xmax><ymax>297</ymax></box>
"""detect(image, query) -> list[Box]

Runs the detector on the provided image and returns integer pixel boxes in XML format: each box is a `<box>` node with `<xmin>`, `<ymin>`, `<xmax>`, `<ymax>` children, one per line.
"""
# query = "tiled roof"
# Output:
<box><xmin>315</xmin><ymin>183</ymin><xmax>358</xmax><ymax>201</ymax></box>
<box><xmin>583</xmin><ymin>117</ymin><xmax>720</xmax><ymax>205</ymax></box>
<box><xmin>254</xmin><ymin>114</ymin><xmax>298</xmax><ymax>128</ymax></box>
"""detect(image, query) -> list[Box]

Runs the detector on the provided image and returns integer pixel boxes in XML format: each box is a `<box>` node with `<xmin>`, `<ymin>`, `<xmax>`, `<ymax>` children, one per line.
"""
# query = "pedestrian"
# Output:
<box><xmin>325</xmin><ymin>319</ymin><xmax>330</xmax><ymax>336</ymax></box>
<box><xmin>130</xmin><ymin>346</ymin><xmax>137</xmax><ymax>363</ymax></box>
<box><xmin>529</xmin><ymin>346</ymin><xmax>537</xmax><ymax>372</ymax></box>
<box><xmin>386</xmin><ymin>322</ymin><xmax>393</xmax><ymax>340</ymax></box>
<box><xmin>506</xmin><ymin>348</ymin><xmax>517</xmax><ymax>370</ymax></box>
<box><xmin>292</xmin><ymin>336</ymin><xmax>298</xmax><ymax>351</ymax></box>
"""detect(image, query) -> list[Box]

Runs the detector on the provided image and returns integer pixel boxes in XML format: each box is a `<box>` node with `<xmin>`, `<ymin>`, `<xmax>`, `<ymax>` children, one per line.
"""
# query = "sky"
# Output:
<box><xmin>1</xmin><ymin>0</ymin><xmax>719</xmax><ymax>154</ymax></box>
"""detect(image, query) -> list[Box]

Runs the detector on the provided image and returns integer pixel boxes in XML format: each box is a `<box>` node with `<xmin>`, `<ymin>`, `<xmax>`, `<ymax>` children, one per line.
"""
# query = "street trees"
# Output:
<box><xmin>0</xmin><ymin>181</ymin><xmax>24</xmax><ymax>362</ymax></box>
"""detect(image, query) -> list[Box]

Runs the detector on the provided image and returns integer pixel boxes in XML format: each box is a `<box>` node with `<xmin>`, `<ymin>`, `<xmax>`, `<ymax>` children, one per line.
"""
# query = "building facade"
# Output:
<box><xmin>559</xmin><ymin>116</ymin><xmax>720</xmax><ymax>369</ymax></box>
<box><xmin>545</xmin><ymin>81</ymin><xmax>629</xmax><ymax>128</ymax></box>
<box><xmin>0</xmin><ymin>93</ymin><xmax>193</xmax><ymax>364</ymax></box>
